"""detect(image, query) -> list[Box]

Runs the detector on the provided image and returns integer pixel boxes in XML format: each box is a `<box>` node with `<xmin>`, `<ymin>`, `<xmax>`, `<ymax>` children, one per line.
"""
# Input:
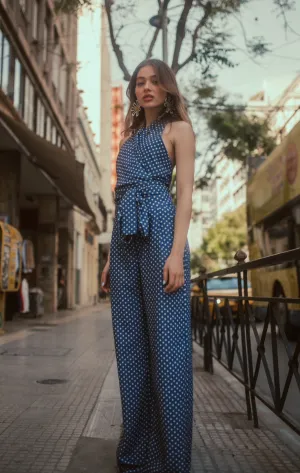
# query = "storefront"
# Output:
<box><xmin>0</xmin><ymin>106</ymin><xmax>99</xmax><ymax>317</ymax></box>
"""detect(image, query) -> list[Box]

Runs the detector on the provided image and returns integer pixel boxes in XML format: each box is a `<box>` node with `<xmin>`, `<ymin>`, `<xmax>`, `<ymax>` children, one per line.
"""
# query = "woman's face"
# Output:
<box><xmin>135</xmin><ymin>65</ymin><xmax>167</xmax><ymax>110</ymax></box>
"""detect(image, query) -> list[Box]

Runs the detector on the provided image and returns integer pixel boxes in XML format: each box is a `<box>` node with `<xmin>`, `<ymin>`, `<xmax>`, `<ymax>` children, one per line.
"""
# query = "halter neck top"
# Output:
<box><xmin>114</xmin><ymin>120</ymin><xmax>174</xmax><ymax>241</ymax></box>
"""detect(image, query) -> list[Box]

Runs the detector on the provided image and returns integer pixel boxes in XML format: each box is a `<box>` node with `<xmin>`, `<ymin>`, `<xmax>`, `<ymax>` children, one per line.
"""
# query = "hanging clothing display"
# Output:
<box><xmin>20</xmin><ymin>278</ymin><xmax>29</xmax><ymax>313</ymax></box>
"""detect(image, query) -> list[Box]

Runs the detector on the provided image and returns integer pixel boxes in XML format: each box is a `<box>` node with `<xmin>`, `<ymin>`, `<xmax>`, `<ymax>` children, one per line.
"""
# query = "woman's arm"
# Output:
<box><xmin>172</xmin><ymin>121</ymin><xmax>195</xmax><ymax>256</ymax></box>
<box><xmin>163</xmin><ymin>121</ymin><xmax>195</xmax><ymax>293</ymax></box>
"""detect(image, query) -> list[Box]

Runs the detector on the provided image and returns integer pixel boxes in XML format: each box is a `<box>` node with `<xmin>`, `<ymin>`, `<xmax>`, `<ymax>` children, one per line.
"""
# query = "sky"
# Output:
<box><xmin>77</xmin><ymin>0</ymin><xmax>300</xmax><ymax>144</ymax></box>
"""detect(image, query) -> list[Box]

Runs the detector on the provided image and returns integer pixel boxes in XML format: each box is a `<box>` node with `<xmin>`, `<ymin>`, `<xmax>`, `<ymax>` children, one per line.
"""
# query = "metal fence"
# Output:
<box><xmin>190</xmin><ymin>248</ymin><xmax>300</xmax><ymax>435</ymax></box>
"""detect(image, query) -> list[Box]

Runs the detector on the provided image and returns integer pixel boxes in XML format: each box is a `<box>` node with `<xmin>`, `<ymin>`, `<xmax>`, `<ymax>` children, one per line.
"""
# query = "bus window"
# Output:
<box><xmin>254</xmin><ymin>225</ymin><xmax>267</xmax><ymax>257</ymax></box>
<box><xmin>292</xmin><ymin>205</ymin><xmax>300</xmax><ymax>248</ymax></box>
<box><xmin>265</xmin><ymin>219</ymin><xmax>289</xmax><ymax>254</ymax></box>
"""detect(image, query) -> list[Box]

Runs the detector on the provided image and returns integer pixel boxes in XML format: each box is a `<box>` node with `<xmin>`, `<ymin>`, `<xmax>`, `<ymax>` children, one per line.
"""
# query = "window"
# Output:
<box><xmin>264</xmin><ymin>219</ymin><xmax>290</xmax><ymax>256</ymax></box>
<box><xmin>19</xmin><ymin>0</ymin><xmax>27</xmax><ymax>12</ymax></box>
<box><xmin>254</xmin><ymin>214</ymin><xmax>295</xmax><ymax>267</ymax></box>
<box><xmin>46</xmin><ymin>115</ymin><xmax>51</xmax><ymax>141</ymax></box>
<box><xmin>14</xmin><ymin>59</ymin><xmax>23</xmax><ymax>113</ymax></box>
<box><xmin>51</xmin><ymin>125</ymin><xmax>57</xmax><ymax>145</ymax></box>
<box><xmin>234</xmin><ymin>185</ymin><xmax>245</xmax><ymax>204</ymax></box>
<box><xmin>59</xmin><ymin>59</ymin><xmax>67</xmax><ymax>105</ymax></box>
<box><xmin>0</xmin><ymin>30</ymin><xmax>3</xmax><ymax>86</ymax></box>
<box><xmin>0</xmin><ymin>35</ymin><xmax>10</xmax><ymax>94</ymax></box>
<box><xmin>32</xmin><ymin>1</ymin><xmax>40</xmax><ymax>41</ymax></box>
<box><xmin>43</xmin><ymin>20</ymin><xmax>48</xmax><ymax>64</ymax></box>
<box><xmin>23</xmin><ymin>76</ymin><xmax>34</xmax><ymax>130</ymax></box>
<box><xmin>36</xmin><ymin>98</ymin><xmax>45</xmax><ymax>137</ymax></box>
<box><xmin>233</xmin><ymin>166</ymin><xmax>246</xmax><ymax>184</ymax></box>
<box><xmin>52</xmin><ymin>31</ymin><xmax>60</xmax><ymax>89</ymax></box>
<box><xmin>57</xmin><ymin>134</ymin><xmax>62</xmax><ymax>147</ymax></box>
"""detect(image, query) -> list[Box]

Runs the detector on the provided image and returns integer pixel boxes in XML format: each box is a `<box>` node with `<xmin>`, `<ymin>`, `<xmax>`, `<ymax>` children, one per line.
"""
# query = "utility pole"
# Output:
<box><xmin>149</xmin><ymin>4</ymin><xmax>169</xmax><ymax>64</ymax></box>
<box><xmin>161</xmin><ymin>6</ymin><xmax>168</xmax><ymax>64</ymax></box>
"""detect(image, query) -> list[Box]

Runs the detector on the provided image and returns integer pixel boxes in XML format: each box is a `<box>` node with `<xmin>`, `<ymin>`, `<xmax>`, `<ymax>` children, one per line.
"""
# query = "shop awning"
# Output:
<box><xmin>0</xmin><ymin>109</ymin><xmax>94</xmax><ymax>218</ymax></box>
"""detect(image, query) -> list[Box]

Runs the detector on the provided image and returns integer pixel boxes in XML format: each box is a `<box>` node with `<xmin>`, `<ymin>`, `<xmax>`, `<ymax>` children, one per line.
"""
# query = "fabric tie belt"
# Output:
<box><xmin>114</xmin><ymin>180</ymin><xmax>169</xmax><ymax>242</ymax></box>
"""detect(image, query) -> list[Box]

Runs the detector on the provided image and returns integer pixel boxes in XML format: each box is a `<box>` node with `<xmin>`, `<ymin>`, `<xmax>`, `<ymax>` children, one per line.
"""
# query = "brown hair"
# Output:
<box><xmin>123</xmin><ymin>58</ymin><xmax>191</xmax><ymax>138</ymax></box>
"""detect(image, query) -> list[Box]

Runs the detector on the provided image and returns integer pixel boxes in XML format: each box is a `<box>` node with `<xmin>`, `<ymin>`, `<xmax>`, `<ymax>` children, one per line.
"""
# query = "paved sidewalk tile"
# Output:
<box><xmin>83</xmin><ymin>350</ymin><xmax>300</xmax><ymax>473</ymax></box>
<box><xmin>0</xmin><ymin>304</ymin><xmax>300</xmax><ymax>473</ymax></box>
<box><xmin>0</xmin><ymin>305</ymin><xmax>114</xmax><ymax>473</ymax></box>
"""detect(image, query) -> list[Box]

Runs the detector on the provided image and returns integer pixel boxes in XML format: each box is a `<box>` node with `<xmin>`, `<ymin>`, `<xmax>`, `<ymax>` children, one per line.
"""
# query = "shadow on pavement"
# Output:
<box><xmin>65</xmin><ymin>437</ymin><xmax>118</xmax><ymax>473</ymax></box>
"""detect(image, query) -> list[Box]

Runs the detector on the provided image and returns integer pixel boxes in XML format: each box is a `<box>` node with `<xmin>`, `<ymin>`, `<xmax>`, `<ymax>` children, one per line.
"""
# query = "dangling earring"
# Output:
<box><xmin>164</xmin><ymin>95</ymin><xmax>174</xmax><ymax>115</ymax></box>
<box><xmin>131</xmin><ymin>100</ymin><xmax>141</xmax><ymax>117</ymax></box>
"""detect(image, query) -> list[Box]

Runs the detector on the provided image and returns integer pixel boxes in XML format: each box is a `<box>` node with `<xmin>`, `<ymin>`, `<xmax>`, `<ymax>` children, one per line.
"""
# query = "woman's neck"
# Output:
<box><xmin>144</xmin><ymin>106</ymin><xmax>162</xmax><ymax>127</ymax></box>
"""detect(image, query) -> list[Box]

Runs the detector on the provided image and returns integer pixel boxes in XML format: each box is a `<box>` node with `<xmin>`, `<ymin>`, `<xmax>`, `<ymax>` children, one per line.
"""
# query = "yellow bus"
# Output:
<box><xmin>247</xmin><ymin>120</ymin><xmax>300</xmax><ymax>340</ymax></box>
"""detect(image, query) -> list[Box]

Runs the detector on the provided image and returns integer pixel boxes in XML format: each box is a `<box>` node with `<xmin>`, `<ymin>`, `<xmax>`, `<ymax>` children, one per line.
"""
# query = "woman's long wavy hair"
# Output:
<box><xmin>123</xmin><ymin>59</ymin><xmax>191</xmax><ymax>138</ymax></box>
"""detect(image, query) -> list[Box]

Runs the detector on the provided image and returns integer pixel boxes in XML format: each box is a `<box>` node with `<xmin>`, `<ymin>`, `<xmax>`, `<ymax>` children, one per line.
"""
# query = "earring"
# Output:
<box><xmin>164</xmin><ymin>96</ymin><xmax>174</xmax><ymax>115</ymax></box>
<box><xmin>131</xmin><ymin>100</ymin><xmax>141</xmax><ymax>117</ymax></box>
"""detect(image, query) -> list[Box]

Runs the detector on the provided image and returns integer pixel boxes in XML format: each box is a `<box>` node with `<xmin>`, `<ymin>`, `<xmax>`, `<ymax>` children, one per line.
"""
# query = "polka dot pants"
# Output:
<box><xmin>110</xmin><ymin>198</ymin><xmax>193</xmax><ymax>473</ymax></box>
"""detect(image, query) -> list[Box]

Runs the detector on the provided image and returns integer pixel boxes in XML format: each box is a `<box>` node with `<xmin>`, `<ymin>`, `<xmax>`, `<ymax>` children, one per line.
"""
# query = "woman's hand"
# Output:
<box><xmin>101</xmin><ymin>259</ymin><xmax>110</xmax><ymax>293</ymax></box>
<box><xmin>163</xmin><ymin>253</ymin><xmax>184</xmax><ymax>293</ymax></box>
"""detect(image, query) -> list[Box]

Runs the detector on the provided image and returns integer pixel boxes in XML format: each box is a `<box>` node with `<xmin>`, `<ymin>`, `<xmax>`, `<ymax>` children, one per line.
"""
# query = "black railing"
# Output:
<box><xmin>191</xmin><ymin>249</ymin><xmax>300</xmax><ymax>435</ymax></box>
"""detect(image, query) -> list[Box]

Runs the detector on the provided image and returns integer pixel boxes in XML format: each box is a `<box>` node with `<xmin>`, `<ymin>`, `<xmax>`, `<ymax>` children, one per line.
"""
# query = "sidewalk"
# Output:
<box><xmin>0</xmin><ymin>304</ymin><xmax>299</xmax><ymax>473</ymax></box>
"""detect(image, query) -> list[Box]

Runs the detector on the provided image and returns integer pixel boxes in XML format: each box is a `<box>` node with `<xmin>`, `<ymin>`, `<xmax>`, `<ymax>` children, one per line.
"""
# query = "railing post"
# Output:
<box><xmin>190</xmin><ymin>247</ymin><xmax>300</xmax><ymax>434</ymax></box>
<box><xmin>199</xmin><ymin>266</ymin><xmax>206</xmax><ymax>346</ymax></box>
<box><xmin>234</xmin><ymin>250</ymin><xmax>253</xmax><ymax>421</ymax></box>
<box><xmin>201</xmin><ymin>267</ymin><xmax>213</xmax><ymax>373</ymax></box>
<box><xmin>243</xmin><ymin>268</ymin><xmax>259</xmax><ymax>428</ymax></box>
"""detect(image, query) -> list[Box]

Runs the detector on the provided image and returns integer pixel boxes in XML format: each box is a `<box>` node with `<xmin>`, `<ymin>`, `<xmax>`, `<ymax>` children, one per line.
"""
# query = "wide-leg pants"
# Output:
<box><xmin>110</xmin><ymin>197</ymin><xmax>193</xmax><ymax>473</ymax></box>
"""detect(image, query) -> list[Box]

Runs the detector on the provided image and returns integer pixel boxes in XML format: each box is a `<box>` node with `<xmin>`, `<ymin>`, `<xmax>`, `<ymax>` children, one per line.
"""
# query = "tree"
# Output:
<box><xmin>200</xmin><ymin>205</ymin><xmax>247</xmax><ymax>267</ymax></box>
<box><xmin>55</xmin><ymin>1</ymin><xmax>296</xmax><ymax>186</ymax></box>
<box><xmin>193</xmin><ymin>102</ymin><xmax>277</xmax><ymax>188</ymax></box>
<box><xmin>55</xmin><ymin>1</ymin><xmax>296</xmax><ymax>83</ymax></box>
<box><xmin>190</xmin><ymin>250</ymin><xmax>219</xmax><ymax>274</ymax></box>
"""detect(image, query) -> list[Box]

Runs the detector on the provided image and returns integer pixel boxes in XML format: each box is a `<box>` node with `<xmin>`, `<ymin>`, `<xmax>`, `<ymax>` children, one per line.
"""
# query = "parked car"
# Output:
<box><xmin>191</xmin><ymin>276</ymin><xmax>253</xmax><ymax>316</ymax></box>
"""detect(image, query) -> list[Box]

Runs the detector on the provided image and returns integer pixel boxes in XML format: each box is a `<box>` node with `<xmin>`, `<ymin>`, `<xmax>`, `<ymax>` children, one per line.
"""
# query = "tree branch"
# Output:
<box><xmin>274</xmin><ymin>0</ymin><xmax>300</xmax><ymax>37</ymax></box>
<box><xmin>176</xmin><ymin>2</ymin><xmax>213</xmax><ymax>73</ymax></box>
<box><xmin>146</xmin><ymin>27</ymin><xmax>160</xmax><ymax>59</ymax></box>
<box><xmin>161</xmin><ymin>0</ymin><xmax>172</xmax><ymax>10</ymax></box>
<box><xmin>104</xmin><ymin>0</ymin><xmax>131</xmax><ymax>81</ymax></box>
<box><xmin>171</xmin><ymin>0</ymin><xmax>194</xmax><ymax>72</ymax></box>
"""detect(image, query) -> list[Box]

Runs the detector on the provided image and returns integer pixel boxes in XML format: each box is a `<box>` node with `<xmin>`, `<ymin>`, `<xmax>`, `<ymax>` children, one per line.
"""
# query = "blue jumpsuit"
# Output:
<box><xmin>110</xmin><ymin>119</ymin><xmax>193</xmax><ymax>473</ymax></box>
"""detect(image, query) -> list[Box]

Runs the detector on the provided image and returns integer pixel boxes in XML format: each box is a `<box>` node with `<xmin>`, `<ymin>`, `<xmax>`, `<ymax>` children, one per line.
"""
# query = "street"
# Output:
<box><xmin>0</xmin><ymin>305</ymin><xmax>299</xmax><ymax>473</ymax></box>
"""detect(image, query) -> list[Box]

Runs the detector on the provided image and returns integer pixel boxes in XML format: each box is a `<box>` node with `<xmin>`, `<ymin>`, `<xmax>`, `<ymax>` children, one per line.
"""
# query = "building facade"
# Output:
<box><xmin>213</xmin><ymin>158</ymin><xmax>247</xmax><ymax>221</ymax></box>
<box><xmin>98</xmin><ymin>6</ymin><xmax>114</xmax><ymax>268</ymax></box>
<box><xmin>111</xmin><ymin>85</ymin><xmax>124</xmax><ymax>192</ymax></box>
<box><xmin>248</xmin><ymin>74</ymin><xmax>300</xmax><ymax>142</ymax></box>
<box><xmin>188</xmin><ymin>188</ymin><xmax>213</xmax><ymax>251</ymax></box>
<box><xmin>0</xmin><ymin>0</ymin><xmax>103</xmax><ymax>318</ymax></box>
<box><xmin>207</xmin><ymin>74</ymin><xmax>300</xmax><ymax>226</ymax></box>
<box><xmin>73</xmin><ymin>95</ymin><xmax>105</xmax><ymax>308</ymax></box>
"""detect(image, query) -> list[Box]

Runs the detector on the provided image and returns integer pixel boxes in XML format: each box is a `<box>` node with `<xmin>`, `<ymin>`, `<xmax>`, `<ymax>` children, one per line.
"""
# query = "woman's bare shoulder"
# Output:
<box><xmin>164</xmin><ymin>120</ymin><xmax>193</xmax><ymax>135</ymax></box>
<box><xmin>172</xmin><ymin>120</ymin><xmax>194</xmax><ymax>133</ymax></box>
<box><xmin>166</xmin><ymin>121</ymin><xmax>194</xmax><ymax>145</ymax></box>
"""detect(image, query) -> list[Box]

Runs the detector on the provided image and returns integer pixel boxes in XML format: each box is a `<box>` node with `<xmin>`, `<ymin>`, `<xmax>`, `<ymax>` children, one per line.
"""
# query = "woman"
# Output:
<box><xmin>101</xmin><ymin>58</ymin><xmax>195</xmax><ymax>473</ymax></box>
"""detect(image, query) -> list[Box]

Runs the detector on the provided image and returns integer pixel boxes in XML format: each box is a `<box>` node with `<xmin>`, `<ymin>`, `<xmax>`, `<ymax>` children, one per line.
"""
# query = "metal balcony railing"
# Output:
<box><xmin>190</xmin><ymin>248</ymin><xmax>300</xmax><ymax>435</ymax></box>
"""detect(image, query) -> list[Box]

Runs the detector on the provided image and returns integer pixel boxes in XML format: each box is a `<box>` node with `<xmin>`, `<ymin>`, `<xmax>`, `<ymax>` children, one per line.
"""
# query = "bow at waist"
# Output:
<box><xmin>114</xmin><ymin>180</ymin><xmax>169</xmax><ymax>239</ymax></box>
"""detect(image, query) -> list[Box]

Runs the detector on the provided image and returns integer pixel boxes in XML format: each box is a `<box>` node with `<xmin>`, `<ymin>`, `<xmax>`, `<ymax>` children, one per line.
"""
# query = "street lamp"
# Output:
<box><xmin>149</xmin><ymin>11</ymin><xmax>170</xmax><ymax>64</ymax></box>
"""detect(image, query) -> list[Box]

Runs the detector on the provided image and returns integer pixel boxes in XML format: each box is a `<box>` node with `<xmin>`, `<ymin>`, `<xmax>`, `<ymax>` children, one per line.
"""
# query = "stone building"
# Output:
<box><xmin>73</xmin><ymin>94</ymin><xmax>105</xmax><ymax>308</ymax></box>
<box><xmin>97</xmin><ymin>6</ymin><xmax>114</xmax><ymax>267</ymax></box>
<box><xmin>211</xmin><ymin>73</ymin><xmax>300</xmax><ymax>224</ymax></box>
<box><xmin>0</xmin><ymin>0</ymin><xmax>105</xmax><ymax>316</ymax></box>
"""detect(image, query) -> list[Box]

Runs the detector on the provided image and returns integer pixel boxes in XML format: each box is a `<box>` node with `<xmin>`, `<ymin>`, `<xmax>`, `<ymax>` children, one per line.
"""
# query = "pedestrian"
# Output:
<box><xmin>101</xmin><ymin>58</ymin><xmax>195</xmax><ymax>473</ymax></box>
